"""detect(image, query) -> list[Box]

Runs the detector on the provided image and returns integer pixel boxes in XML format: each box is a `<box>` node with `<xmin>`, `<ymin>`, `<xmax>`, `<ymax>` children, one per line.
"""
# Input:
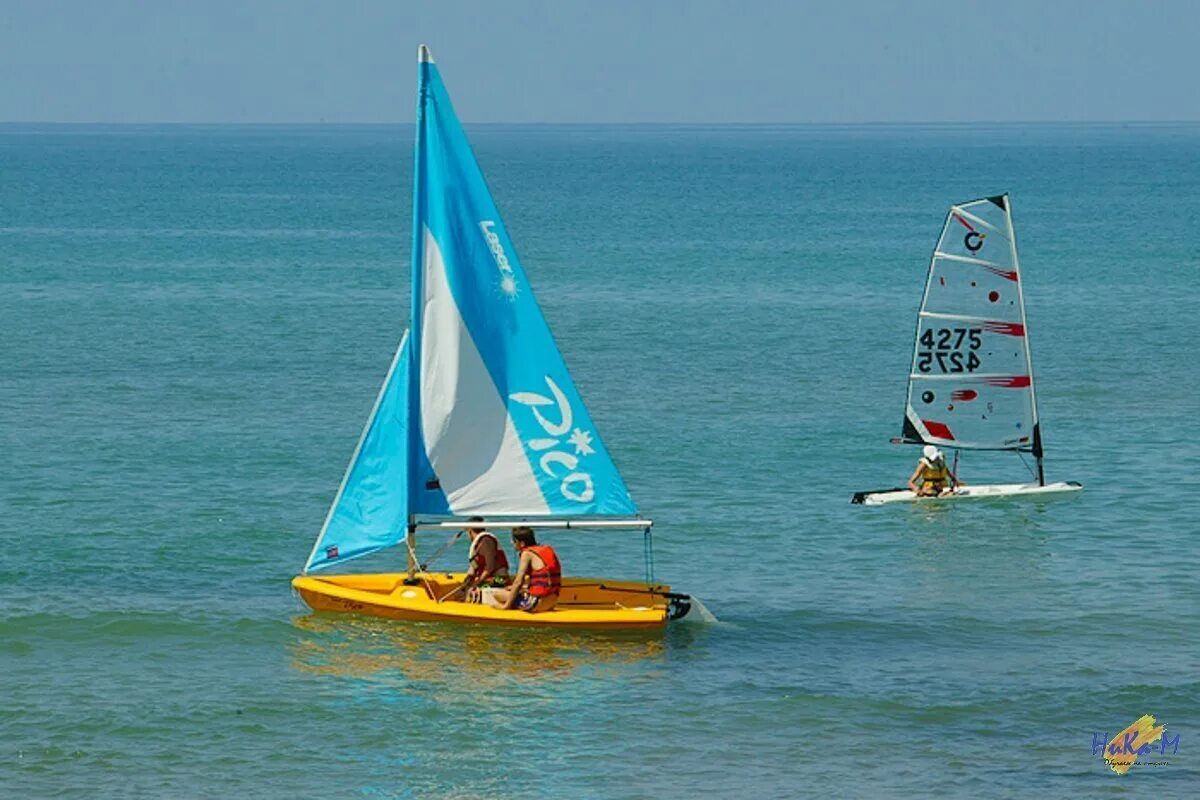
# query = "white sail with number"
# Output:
<box><xmin>852</xmin><ymin>193</ymin><xmax>1083</xmax><ymax>505</ymax></box>
<box><xmin>902</xmin><ymin>194</ymin><xmax>1041</xmax><ymax>455</ymax></box>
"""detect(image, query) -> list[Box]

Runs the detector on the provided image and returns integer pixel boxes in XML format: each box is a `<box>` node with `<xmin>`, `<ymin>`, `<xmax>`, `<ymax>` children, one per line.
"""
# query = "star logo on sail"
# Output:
<box><xmin>568</xmin><ymin>428</ymin><xmax>595</xmax><ymax>456</ymax></box>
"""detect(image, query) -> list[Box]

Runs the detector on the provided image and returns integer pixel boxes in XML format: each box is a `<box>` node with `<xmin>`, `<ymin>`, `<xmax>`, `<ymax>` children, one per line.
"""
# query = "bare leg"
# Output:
<box><xmin>484</xmin><ymin>589</ymin><xmax>511</xmax><ymax>609</ymax></box>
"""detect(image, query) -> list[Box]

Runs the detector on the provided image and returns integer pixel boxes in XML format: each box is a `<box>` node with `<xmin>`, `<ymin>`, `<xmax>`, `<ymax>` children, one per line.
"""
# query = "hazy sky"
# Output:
<box><xmin>2</xmin><ymin>0</ymin><xmax>1196</xmax><ymax>123</ymax></box>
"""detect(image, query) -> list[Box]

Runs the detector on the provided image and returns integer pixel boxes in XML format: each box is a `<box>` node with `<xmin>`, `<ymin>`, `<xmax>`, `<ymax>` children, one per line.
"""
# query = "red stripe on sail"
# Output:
<box><xmin>923</xmin><ymin>420</ymin><xmax>955</xmax><ymax>440</ymax></box>
<box><xmin>982</xmin><ymin>265</ymin><xmax>1019</xmax><ymax>282</ymax></box>
<box><xmin>983</xmin><ymin>376</ymin><xmax>1031</xmax><ymax>388</ymax></box>
<box><xmin>951</xmin><ymin>389</ymin><xmax>978</xmax><ymax>401</ymax></box>
<box><xmin>982</xmin><ymin>321</ymin><xmax>1026</xmax><ymax>337</ymax></box>
<box><xmin>952</xmin><ymin>214</ymin><xmax>976</xmax><ymax>232</ymax></box>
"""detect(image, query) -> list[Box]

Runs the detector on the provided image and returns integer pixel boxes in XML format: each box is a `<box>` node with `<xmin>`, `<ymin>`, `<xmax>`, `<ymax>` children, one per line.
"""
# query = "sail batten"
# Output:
<box><xmin>903</xmin><ymin>195</ymin><xmax>1041</xmax><ymax>452</ymax></box>
<box><xmin>908</xmin><ymin>372</ymin><xmax>1028</xmax><ymax>381</ymax></box>
<box><xmin>933</xmin><ymin>252</ymin><xmax>1011</xmax><ymax>270</ymax></box>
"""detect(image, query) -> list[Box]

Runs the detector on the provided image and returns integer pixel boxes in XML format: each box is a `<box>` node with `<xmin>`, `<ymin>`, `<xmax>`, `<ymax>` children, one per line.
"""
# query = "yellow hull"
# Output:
<box><xmin>292</xmin><ymin>572</ymin><xmax>682</xmax><ymax>629</ymax></box>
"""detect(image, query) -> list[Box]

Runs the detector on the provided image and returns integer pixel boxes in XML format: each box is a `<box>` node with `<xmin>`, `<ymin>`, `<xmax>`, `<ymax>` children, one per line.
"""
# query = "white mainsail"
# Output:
<box><xmin>902</xmin><ymin>194</ymin><xmax>1044</xmax><ymax>477</ymax></box>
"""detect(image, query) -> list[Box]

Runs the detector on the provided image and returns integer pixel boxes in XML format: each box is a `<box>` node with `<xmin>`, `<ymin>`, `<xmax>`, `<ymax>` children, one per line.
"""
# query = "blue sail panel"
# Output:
<box><xmin>412</xmin><ymin>52</ymin><xmax>637</xmax><ymax>518</ymax></box>
<box><xmin>304</xmin><ymin>334</ymin><xmax>414</xmax><ymax>572</ymax></box>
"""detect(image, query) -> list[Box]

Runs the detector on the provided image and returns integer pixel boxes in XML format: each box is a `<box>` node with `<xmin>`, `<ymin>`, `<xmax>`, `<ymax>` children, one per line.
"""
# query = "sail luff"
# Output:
<box><xmin>903</xmin><ymin>209</ymin><xmax>955</xmax><ymax>440</ymax></box>
<box><xmin>1002</xmin><ymin>194</ymin><xmax>1046</xmax><ymax>483</ymax></box>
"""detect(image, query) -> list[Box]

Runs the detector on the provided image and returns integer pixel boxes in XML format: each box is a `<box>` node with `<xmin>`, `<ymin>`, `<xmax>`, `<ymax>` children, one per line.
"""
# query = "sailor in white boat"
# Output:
<box><xmin>907</xmin><ymin>445</ymin><xmax>965</xmax><ymax>497</ymax></box>
<box><xmin>444</xmin><ymin>517</ymin><xmax>511</xmax><ymax>603</ymax></box>
<box><xmin>487</xmin><ymin>527</ymin><xmax>561</xmax><ymax>613</ymax></box>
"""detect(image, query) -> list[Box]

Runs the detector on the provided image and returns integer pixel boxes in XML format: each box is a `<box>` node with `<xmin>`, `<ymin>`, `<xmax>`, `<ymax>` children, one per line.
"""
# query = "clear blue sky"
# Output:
<box><xmin>1</xmin><ymin>0</ymin><xmax>1196</xmax><ymax>123</ymax></box>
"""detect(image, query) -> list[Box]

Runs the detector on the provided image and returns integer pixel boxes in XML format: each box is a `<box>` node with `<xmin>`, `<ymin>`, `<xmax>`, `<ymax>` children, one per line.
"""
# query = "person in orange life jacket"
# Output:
<box><xmin>488</xmin><ymin>527</ymin><xmax>561</xmax><ymax>613</ymax></box>
<box><xmin>445</xmin><ymin>517</ymin><xmax>511</xmax><ymax>603</ymax></box>
<box><xmin>907</xmin><ymin>445</ymin><xmax>965</xmax><ymax>497</ymax></box>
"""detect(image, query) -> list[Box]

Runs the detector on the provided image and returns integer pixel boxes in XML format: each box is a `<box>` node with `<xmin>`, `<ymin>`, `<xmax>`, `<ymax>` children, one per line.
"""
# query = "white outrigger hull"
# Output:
<box><xmin>851</xmin><ymin>481</ymin><xmax>1082</xmax><ymax>505</ymax></box>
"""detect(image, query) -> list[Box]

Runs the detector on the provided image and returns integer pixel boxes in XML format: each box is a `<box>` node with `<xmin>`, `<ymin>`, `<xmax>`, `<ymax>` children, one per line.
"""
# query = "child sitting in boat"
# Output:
<box><xmin>445</xmin><ymin>518</ymin><xmax>511</xmax><ymax>603</ymax></box>
<box><xmin>908</xmin><ymin>445</ymin><xmax>964</xmax><ymax>497</ymax></box>
<box><xmin>487</xmin><ymin>527</ymin><xmax>561</xmax><ymax>613</ymax></box>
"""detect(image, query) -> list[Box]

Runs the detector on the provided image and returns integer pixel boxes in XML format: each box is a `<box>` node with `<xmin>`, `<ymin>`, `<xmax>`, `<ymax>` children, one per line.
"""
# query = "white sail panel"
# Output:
<box><xmin>903</xmin><ymin>195</ymin><xmax>1040</xmax><ymax>451</ymax></box>
<box><xmin>924</xmin><ymin>254</ymin><xmax>1024</xmax><ymax>322</ymax></box>
<box><xmin>923</xmin><ymin>197</ymin><xmax>1023</xmax><ymax>323</ymax></box>
<box><xmin>419</xmin><ymin>229</ymin><xmax>551</xmax><ymax>515</ymax></box>
<box><xmin>906</xmin><ymin>374</ymin><xmax>1036</xmax><ymax>450</ymax></box>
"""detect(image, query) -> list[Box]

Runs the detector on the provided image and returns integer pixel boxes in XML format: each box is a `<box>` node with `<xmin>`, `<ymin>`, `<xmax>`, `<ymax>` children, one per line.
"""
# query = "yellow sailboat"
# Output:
<box><xmin>293</xmin><ymin>572</ymin><xmax>686</xmax><ymax>629</ymax></box>
<box><xmin>292</xmin><ymin>46</ymin><xmax>689</xmax><ymax>628</ymax></box>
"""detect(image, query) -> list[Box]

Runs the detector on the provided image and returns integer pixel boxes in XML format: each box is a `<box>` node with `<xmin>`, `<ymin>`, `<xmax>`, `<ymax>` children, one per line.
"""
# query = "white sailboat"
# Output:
<box><xmin>292</xmin><ymin>45</ymin><xmax>690</xmax><ymax>626</ymax></box>
<box><xmin>852</xmin><ymin>194</ymin><xmax>1082</xmax><ymax>505</ymax></box>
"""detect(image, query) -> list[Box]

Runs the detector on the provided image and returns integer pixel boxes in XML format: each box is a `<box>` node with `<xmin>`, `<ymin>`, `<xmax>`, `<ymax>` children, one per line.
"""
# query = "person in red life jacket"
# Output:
<box><xmin>489</xmin><ymin>527</ymin><xmax>561</xmax><ymax>613</ymax></box>
<box><xmin>444</xmin><ymin>518</ymin><xmax>511</xmax><ymax>603</ymax></box>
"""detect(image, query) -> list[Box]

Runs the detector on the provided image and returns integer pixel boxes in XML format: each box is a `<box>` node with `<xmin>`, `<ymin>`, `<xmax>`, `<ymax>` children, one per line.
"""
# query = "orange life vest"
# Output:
<box><xmin>469</xmin><ymin>532</ymin><xmax>509</xmax><ymax>574</ymax></box>
<box><xmin>525</xmin><ymin>544</ymin><xmax>562</xmax><ymax>598</ymax></box>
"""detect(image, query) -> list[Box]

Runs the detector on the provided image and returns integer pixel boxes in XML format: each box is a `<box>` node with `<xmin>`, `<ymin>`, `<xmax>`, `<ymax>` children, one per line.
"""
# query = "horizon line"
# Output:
<box><xmin>2</xmin><ymin>119</ymin><xmax>1199</xmax><ymax>127</ymax></box>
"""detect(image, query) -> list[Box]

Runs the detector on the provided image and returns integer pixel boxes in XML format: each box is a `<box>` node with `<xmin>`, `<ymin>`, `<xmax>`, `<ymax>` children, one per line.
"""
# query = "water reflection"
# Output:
<box><xmin>898</xmin><ymin>501</ymin><xmax>1053</xmax><ymax>609</ymax></box>
<box><xmin>289</xmin><ymin>613</ymin><xmax>692</xmax><ymax>697</ymax></box>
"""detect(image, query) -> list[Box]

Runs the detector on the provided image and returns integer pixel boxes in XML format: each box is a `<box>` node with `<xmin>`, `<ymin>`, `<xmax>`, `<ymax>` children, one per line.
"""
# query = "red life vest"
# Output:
<box><xmin>469</xmin><ymin>532</ymin><xmax>509</xmax><ymax>574</ymax></box>
<box><xmin>525</xmin><ymin>544</ymin><xmax>562</xmax><ymax>598</ymax></box>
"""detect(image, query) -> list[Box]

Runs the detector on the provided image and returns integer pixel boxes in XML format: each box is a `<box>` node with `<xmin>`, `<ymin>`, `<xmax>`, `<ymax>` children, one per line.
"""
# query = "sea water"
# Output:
<box><xmin>2</xmin><ymin>123</ymin><xmax>1198</xmax><ymax>798</ymax></box>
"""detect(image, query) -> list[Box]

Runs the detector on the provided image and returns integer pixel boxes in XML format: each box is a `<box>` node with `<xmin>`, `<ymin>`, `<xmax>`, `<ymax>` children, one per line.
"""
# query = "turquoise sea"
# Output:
<box><xmin>3</xmin><ymin>122</ymin><xmax>1198</xmax><ymax>798</ymax></box>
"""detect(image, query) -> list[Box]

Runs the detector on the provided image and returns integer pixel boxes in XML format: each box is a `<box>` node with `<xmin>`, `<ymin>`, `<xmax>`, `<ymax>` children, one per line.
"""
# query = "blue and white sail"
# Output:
<box><xmin>409</xmin><ymin>44</ymin><xmax>636</xmax><ymax>520</ymax></box>
<box><xmin>304</xmin><ymin>45</ymin><xmax>638</xmax><ymax>572</ymax></box>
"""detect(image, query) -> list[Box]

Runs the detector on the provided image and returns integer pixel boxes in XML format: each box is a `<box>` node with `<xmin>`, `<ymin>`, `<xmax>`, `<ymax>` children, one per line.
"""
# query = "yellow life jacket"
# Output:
<box><xmin>920</xmin><ymin>458</ymin><xmax>950</xmax><ymax>488</ymax></box>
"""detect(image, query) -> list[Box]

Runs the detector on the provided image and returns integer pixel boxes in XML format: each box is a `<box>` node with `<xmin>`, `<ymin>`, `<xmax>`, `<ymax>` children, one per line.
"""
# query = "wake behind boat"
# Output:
<box><xmin>292</xmin><ymin>45</ymin><xmax>689</xmax><ymax>627</ymax></box>
<box><xmin>852</xmin><ymin>194</ymin><xmax>1082</xmax><ymax>506</ymax></box>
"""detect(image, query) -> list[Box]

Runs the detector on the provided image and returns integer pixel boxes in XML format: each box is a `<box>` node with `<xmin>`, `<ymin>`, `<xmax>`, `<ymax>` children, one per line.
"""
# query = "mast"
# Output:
<box><xmin>407</xmin><ymin>43</ymin><xmax>434</xmax><ymax>574</ymax></box>
<box><xmin>1002</xmin><ymin>194</ymin><xmax>1044</xmax><ymax>485</ymax></box>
